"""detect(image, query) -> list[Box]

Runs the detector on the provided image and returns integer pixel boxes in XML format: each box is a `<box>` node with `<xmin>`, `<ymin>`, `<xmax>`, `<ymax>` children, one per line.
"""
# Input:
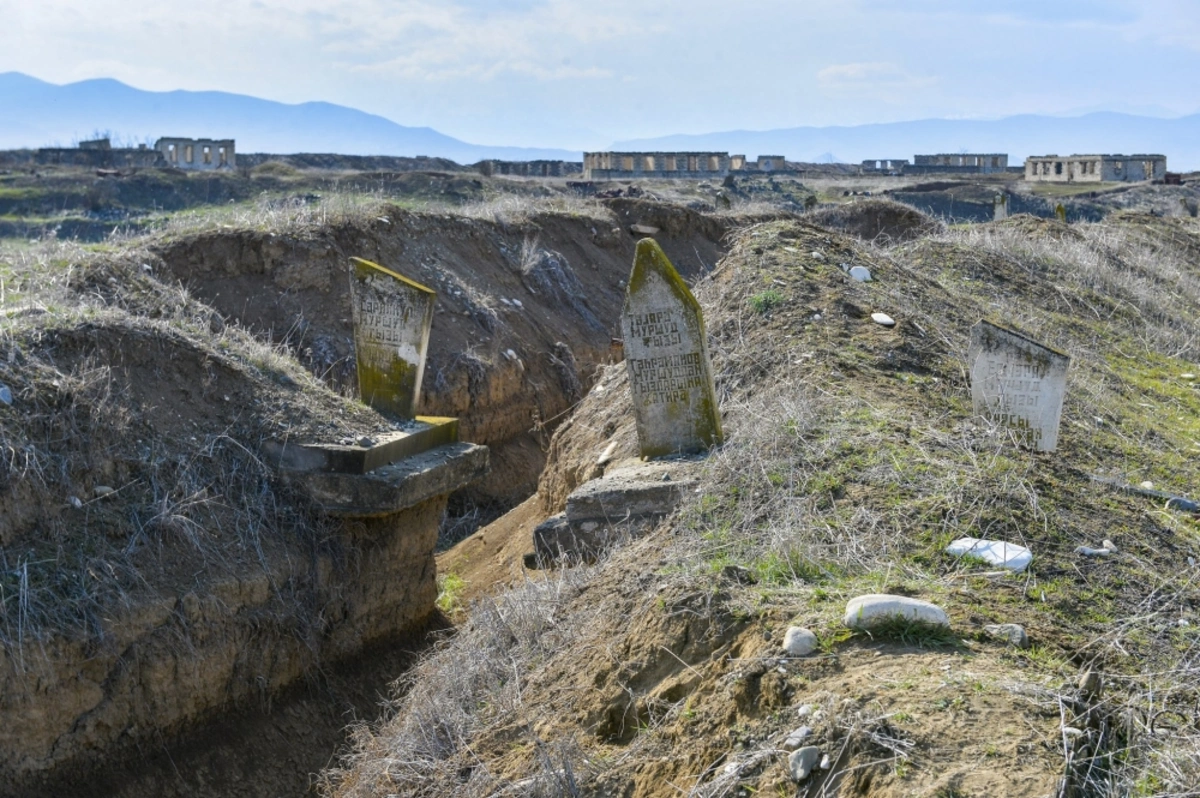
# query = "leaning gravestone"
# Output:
<box><xmin>348</xmin><ymin>257</ymin><xmax>436</xmax><ymax>420</ymax></box>
<box><xmin>621</xmin><ymin>239</ymin><xmax>723</xmax><ymax>458</ymax></box>
<box><xmin>993</xmin><ymin>194</ymin><xmax>1009</xmax><ymax>221</ymax></box>
<box><xmin>968</xmin><ymin>320</ymin><xmax>1070</xmax><ymax>452</ymax></box>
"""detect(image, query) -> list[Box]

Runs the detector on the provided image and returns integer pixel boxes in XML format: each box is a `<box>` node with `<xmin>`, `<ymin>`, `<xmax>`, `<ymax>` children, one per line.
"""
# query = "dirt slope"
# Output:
<box><xmin>325</xmin><ymin>213</ymin><xmax>1200</xmax><ymax>797</ymax></box>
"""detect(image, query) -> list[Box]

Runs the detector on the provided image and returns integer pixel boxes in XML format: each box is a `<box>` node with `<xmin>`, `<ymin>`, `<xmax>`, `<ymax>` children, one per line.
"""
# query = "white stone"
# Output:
<box><xmin>945</xmin><ymin>537</ymin><xmax>1033</xmax><ymax>572</ymax></box>
<box><xmin>782</xmin><ymin>726</ymin><xmax>812</xmax><ymax>751</ymax></box>
<box><xmin>968</xmin><ymin>320</ymin><xmax>1070</xmax><ymax>452</ymax></box>
<box><xmin>630</xmin><ymin>224</ymin><xmax>660</xmax><ymax>235</ymax></box>
<box><xmin>819</xmin><ymin>754</ymin><xmax>832</xmax><ymax>770</ymax></box>
<box><xmin>849</xmin><ymin>266</ymin><xmax>872</xmax><ymax>282</ymax></box>
<box><xmin>1102</xmin><ymin>538</ymin><xmax>1118</xmax><ymax>552</ymax></box>
<box><xmin>843</xmin><ymin>594</ymin><xmax>949</xmax><ymax>630</ymax></box>
<box><xmin>788</xmin><ymin>746</ymin><xmax>821</xmax><ymax>782</ymax></box>
<box><xmin>1076</xmin><ymin>546</ymin><xmax>1112</xmax><ymax>557</ymax></box>
<box><xmin>795</xmin><ymin>704</ymin><xmax>814</xmax><ymax>718</ymax></box>
<box><xmin>783</xmin><ymin>627</ymin><xmax>819</xmax><ymax>657</ymax></box>
<box><xmin>871</xmin><ymin>312</ymin><xmax>895</xmax><ymax>327</ymax></box>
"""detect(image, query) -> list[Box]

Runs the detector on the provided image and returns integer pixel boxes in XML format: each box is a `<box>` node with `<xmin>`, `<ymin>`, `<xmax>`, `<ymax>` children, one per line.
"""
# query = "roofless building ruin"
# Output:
<box><xmin>1024</xmin><ymin>154</ymin><xmax>1166</xmax><ymax>183</ymax></box>
<box><xmin>582</xmin><ymin>152</ymin><xmax>787</xmax><ymax>180</ymax></box>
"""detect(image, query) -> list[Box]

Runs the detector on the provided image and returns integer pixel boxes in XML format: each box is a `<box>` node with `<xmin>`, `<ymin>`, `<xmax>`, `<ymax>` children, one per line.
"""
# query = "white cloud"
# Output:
<box><xmin>817</xmin><ymin>62</ymin><xmax>936</xmax><ymax>93</ymax></box>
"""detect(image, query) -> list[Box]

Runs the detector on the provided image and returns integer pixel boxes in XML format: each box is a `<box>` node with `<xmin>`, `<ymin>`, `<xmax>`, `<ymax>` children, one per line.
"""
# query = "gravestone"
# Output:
<box><xmin>621</xmin><ymin>239</ymin><xmax>723</xmax><ymax>458</ymax></box>
<box><xmin>968</xmin><ymin>320</ymin><xmax>1070</xmax><ymax>452</ymax></box>
<box><xmin>348</xmin><ymin>257</ymin><xmax>436</xmax><ymax>420</ymax></box>
<box><xmin>1055</xmin><ymin>203</ymin><xmax>1067</xmax><ymax>223</ymax></box>
<box><xmin>993</xmin><ymin>194</ymin><xmax>1009</xmax><ymax>221</ymax></box>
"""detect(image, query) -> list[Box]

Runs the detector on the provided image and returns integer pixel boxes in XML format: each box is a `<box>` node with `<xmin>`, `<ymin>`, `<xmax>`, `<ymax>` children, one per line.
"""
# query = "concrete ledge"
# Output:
<box><xmin>282</xmin><ymin>442</ymin><xmax>489</xmax><ymax>517</ymax></box>
<box><xmin>534</xmin><ymin>458</ymin><xmax>700</xmax><ymax>561</ymax></box>
<box><xmin>263</xmin><ymin>416</ymin><xmax>459</xmax><ymax>474</ymax></box>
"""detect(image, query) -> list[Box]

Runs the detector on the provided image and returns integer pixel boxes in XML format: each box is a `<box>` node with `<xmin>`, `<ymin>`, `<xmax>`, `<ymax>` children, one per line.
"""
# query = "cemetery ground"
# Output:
<box><xmin>1</xmin><ymin>168</ymin><xmax>1200</xmax><ymax>796</ymax></box>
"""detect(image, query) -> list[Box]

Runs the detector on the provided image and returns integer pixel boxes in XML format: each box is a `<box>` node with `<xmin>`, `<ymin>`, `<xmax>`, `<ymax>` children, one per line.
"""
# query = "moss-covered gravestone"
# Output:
<box><xmin>969</xmin><ymin>320</ymin><xmax>1070</xmax><ymax>452</ymax></box>
<box><xmin>621</xmin><ymin>239</ymin><xmax>723</xmax><ymax>458</ymax></box>
<box><xmin>1055</xmin><ymin>203</ymin><xmax>1067</xmax><ymax>223</ymax></box>
<box><xmin>348</xmin><ymin>257</ymin><xmax>436</xmax><ymax>420</ymax></box>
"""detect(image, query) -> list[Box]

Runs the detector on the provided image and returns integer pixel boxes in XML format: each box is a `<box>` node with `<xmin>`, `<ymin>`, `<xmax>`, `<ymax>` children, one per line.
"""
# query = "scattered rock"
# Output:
<box><xmin>848</xmin><ymin>265</ymin><xmax>872</xmax><ymax>282</ymax></box>
<box><xmin>93</xmin><ymin>485</ymin><xmax>116</xmax><ymax>498</ymax></box>
<box><xmin>1183</xmin><ymin>373</ymin><xmax>1196</xmax><ymax>380</ymax></box>
<box><xmin>1102</xmin><ymin>538</ymin><xmax>1118</xmax><ymax>552</ymax></box>
<box><xmin>844</xmin><ymin>594</ymin><xmax>949</xmax><ymax>629</ymax></box>
<box><xmin>512</xmin><ymin>299</ymin><xmax>523</xmax><ymax>308</ymax></box>
<box><xmin>630</xmin><ymin>224</ymin><xmax>660</xmax><ymax>235</ymax></box>
<box><xmin>782</xmin><ymin>726</ymin><xmax>813</xmax><ymax>751</ymax></box>
<box><xmin>356</xmin><ymin>436</ymin><xmax>376</xmax><ymax>448</ymax></box>
<box><xmin>783</xmin><ymin>626</ymin><xmax>819</xmax><ymax>657</ymax></box>
<box><xmin>68</xmin><ymin>495</ymin><xmax>83</xmax><ymax>509</ymax></box>
<box><xmin>596</xmin><ymin>441</ymin><xmax>618</xmax><ymax>466</ymax></box>
<box><xmin>721</xmin><ymin>564</ymin><xmax>754</xmax><ymax>584</ymax></box>
<box><xmin>983</xmin><ymin>623</ymin><xmax>1029</xmax><ymax>648</ymax></box>
<box><xmin>1075</xmin><ymin>545</ymin><xmax>1112</xmax><ymax>557</ymax></box>
<box><xmin>0</xmin><ymin>384</ymin><xmax>11</xmax><ymax>405</ymax></box>
<box><xmin>870</xmin><ymin>312</ymin><xmax>895</xmax><ymax>327</ymax></box>
<box><xmin>819</xmin><ymin>753</ymin><xmax>832</xmax><ymax>770</ymax></box>
<box><xmin>945</xmin><ymin>537</ymin><xmax>1033</xmax><ymax>572</ymax></box>
<box><xmin>788</xmin><ymin>746</ymin><xmax>822</xmax><ymax>782</ymax></box>
<box><xmin>1078</xmin><ymin>670</ymin><xmax>1103</xmax><ymax>697</ymax></box>
<box><xmin>810</xmin><ymin>251</ymin><xmax>825</xmax><ymax>260</ymax></box>
<box><xmin>1140</xmin><ymin>480</ymin><xmax>1155</xmax><ymax>490</ymax></box>
<box><xmin>795</xmin><ymin>704</ymin><xmax>814</xmax><ymax>719</ymax></box>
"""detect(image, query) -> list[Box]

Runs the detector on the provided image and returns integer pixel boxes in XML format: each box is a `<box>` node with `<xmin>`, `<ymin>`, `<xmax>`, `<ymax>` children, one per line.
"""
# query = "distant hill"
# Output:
<box><xmin>614</xmin><ymin>113</ymin><xmax>1200</xmax><ymax>171</ymax></box>
<box><xmin>0</xmin><ymin>72</ymin><xmax>579</xmax><ymax>163</ymax></box>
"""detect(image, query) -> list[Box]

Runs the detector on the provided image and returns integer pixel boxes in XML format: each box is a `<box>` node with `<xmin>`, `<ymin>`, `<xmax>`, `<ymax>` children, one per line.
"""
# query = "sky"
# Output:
<box><xmin>3</xmin><ymin>0</ymin><xmax>1199</xmax><ymax>150</ymax></box>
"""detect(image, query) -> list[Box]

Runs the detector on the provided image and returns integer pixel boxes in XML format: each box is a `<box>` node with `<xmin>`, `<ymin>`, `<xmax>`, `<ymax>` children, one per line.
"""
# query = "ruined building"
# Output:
<box><xmin>861</xmin><ymin>154</ymin><xmax>1010</xmax><ymax>176</ymax></box>
<box><xmin>912</xmin><ymin>154</ymin><xmax>1008</xmax><ymax>174</ymax></box>
<box><xmin>478</xmin><ymin>159</ymin><xmax>582</xmax><ymax>178</ymax></box>
<box><xmin>155</xmin><ymin>137</ymin><xmax>236</xmax><ymax>171</ymax></box>
<box><xmin>35</xmin><ymin>138</ymin><xmax>163</xmax><ymax>168</ymax></box>
<box><xmin>860</xmin><ymin>158</ymin><xmax>911</xmax><ymax>175</ymax></box>
<box><xmin>584</xmin><ymin>152</ymin><xmax>733</xmax><ymax>179</ymax></box>
<box><xmin>1024</xmin><ymin>154</ymin><xmax>1166</xmax><ymax>183</ymax></box>
<box><xmin>582</xmin><ymin>152</ymin><xmax>790</xmax><ymax>180</ymax></box>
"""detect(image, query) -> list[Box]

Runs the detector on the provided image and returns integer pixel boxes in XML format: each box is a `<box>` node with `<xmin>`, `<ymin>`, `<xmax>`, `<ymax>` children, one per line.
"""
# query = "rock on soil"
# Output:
<box><xmin>788</xmin><ymin>746</ymin><xmax>822</xmax><ymax>781</ymax></box>
<box><xmin>984</xmin><ymin>623</ymin><xmax>1030</xmax><ymax>648</ymax></box>
<box><xmin>844</xmin><ymin>594</ymin><xmax>949</xmax><ymax>629</ymax></box>
<box><xmin>782</xmin><ymin>626</ymin><xmax>818</xmax><ymax>657</ymax></box>
<box><xmin>945</xmin><ymin>537</ymin><xmax>1033</xmax><ymax>572</ymax></box>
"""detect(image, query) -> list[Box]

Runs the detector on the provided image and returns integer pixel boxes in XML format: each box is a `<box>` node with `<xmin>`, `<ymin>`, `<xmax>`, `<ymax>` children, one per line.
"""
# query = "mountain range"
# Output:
<box><xmin>0</xmin><ymin>72</ymin><xmax>578</xmax><ymax>163</ymax></box>
<box><xmin>3</xmin><ymin>72</ymin><xmax>1198</xmax><ymax>170</ymax></box>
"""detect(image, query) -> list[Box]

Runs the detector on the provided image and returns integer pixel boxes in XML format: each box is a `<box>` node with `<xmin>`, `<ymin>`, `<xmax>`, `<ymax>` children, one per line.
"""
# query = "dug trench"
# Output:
<box><xmin>1</xmin><ymin>199</ymin><xmax>758</xmax><ymax>798</ymax></box>
<box><xmin>148</xmin><ymin>198</ymin><xmax>742</xmax><ymax>535</ymax></box>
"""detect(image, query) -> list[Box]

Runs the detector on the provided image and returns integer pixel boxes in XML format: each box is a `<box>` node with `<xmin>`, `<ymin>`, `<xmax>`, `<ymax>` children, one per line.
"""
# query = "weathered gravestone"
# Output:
<box><xmin>993</xmin><ymin>194</ymin><xmax>1009</xmax><ymax>221</ymax></box>
<box><xmin>1055</xmin><ymin>203</ymin><xmax>1067</xmax><ymax>223</ymax></box>
<box><xmin>348</xmin><ymin>257</ymin><xmax>436</xmax><ymax>419</ymax></box>
<box><xmin>621</xmin><ymin>239</ymin><xmax>723</xmax><ymax>458</ymax></box>
<box><xmin>968</xmin><ymin>320</ymin><xmax>1070</xmax><ymax>452</ymax></box>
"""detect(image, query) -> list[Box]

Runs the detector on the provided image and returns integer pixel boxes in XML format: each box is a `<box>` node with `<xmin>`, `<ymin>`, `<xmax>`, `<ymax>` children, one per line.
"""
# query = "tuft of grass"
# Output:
<box><xmin>435</xmin><ymin>572</ymin><xmax>466</xmax><ymax>615</ymax></box>
<box><xmin>852</xmin><ymin>615</ymin><xmax>960</xmax><ymax>649</ymax></box>
<box><xmin>748</xmin><ymin>288</ymin><xmax>785</xmax><ymax>314</ymax></box>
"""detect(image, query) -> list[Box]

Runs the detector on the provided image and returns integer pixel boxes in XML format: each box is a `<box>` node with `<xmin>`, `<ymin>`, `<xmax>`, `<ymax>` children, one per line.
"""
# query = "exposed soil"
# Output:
<box><xmin>145</xmin><ymin>200</ymin><xmax>754</xmax><ymax>519</ymax></box>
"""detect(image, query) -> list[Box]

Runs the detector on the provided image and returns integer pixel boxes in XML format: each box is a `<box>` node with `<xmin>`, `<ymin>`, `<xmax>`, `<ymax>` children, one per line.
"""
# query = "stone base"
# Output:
<box><xmin>280</xmin><ymin>442</ymin><xmax>489</xmax><ymax>518</ymax></box>
<box><xmin>532</xmin><ymin>459</ymin><xmax>699</xmax><ymax>562</ymax></box>
<box><xmin>262</xmin><ymin>416</ymin><xmax>459</xmax><ymax>474</ymax></box>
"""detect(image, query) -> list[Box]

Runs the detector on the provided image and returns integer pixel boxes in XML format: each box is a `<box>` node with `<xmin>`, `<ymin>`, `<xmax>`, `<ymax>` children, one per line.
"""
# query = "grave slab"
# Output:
<box><xmin>349</xmin><ymin>256</ymin><xmax>436</xmax><ymax>420</ymax></box>
<box><xmin>621</xmin><ymin>239</ymin><xmax>722</xmax><ymax>458</ymax></box>
<box><xmin>968</xmin><ymin>320</ymin><xmax>1070</xmax><ymax>452</ymax></box>
<box><xmin>262</xmin><ymin>416</ymin><xmax>459</xmax><ymax>474</ymax></box>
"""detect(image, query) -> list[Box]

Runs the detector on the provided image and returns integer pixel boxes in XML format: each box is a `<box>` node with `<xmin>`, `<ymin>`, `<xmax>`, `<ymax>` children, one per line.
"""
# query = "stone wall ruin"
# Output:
<box><xmin>1024</xmin><ymin>154</ymin><xmax>1166</xmax><ymax>183</ymax></box>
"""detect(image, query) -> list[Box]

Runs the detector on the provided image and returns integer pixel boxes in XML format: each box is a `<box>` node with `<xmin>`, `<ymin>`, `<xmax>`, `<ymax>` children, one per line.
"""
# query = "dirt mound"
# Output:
<box><xmin>327</xmin><ymin>215</ymin><xmax>1200</xmax><ymax>796</ymax></box>
<box><xmin>146</xmin><ymin>200</ymin><xmax>743</xmax><ymax>518</ymax></box>
<box><xmin>806</xmin><ymin>197</ymin><xmax>943</xmax><ymax>243</ymax></box>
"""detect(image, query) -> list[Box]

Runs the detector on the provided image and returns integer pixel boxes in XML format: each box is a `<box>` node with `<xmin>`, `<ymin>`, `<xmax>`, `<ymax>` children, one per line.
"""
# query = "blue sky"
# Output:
<box><xmin>2</xmin><ymin>0</ymin><xmax>1198</xmax><ymax>149</ymax></box>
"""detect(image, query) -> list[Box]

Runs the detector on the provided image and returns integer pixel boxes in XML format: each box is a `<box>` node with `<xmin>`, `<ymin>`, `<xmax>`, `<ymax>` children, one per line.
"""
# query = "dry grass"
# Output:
<box><xmin>322</xmin><ymin>565</ymin><xmax>598</xmax><ymax>797</ymax></box>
